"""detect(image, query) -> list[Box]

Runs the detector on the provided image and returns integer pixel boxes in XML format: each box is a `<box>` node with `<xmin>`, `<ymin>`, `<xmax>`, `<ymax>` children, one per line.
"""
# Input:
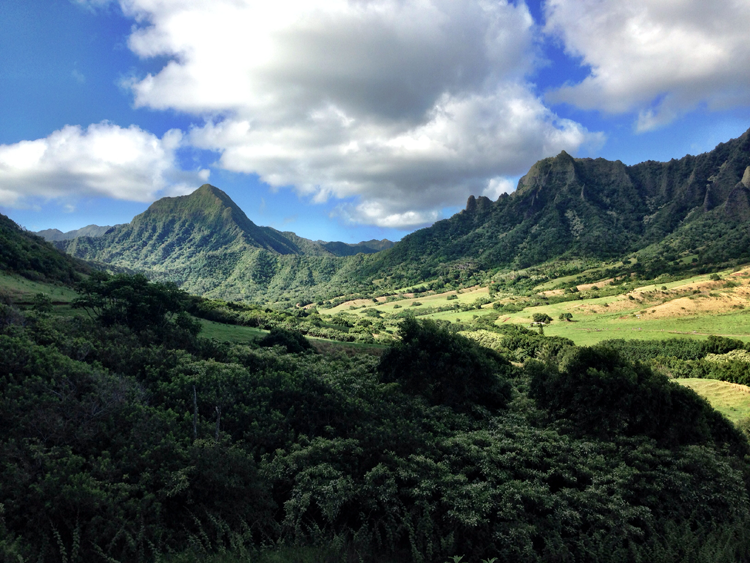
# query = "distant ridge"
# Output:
<box><xmin>37</xmin><ymin>224</ymin><xmax>120</xmax><ymax>242</ymax></box>
<box><xmin>320</xmin><ymin>239</ymin><xmax>395</xmax><ymax>256</ymax></box>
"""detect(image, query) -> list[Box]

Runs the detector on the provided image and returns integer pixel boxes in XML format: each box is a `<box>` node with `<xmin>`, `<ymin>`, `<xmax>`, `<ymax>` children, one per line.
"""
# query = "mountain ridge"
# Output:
<box><xmin>53</xmin><ymin>127</ymin><xmax>750</xmax><ymax>303</ymax></box>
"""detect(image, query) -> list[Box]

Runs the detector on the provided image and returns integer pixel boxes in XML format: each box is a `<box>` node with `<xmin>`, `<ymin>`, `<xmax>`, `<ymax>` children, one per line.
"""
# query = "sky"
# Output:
<box><xmin>2</xmin><ymin>0</ymin><xmax>750</xmax><ymax>243</ymax></box>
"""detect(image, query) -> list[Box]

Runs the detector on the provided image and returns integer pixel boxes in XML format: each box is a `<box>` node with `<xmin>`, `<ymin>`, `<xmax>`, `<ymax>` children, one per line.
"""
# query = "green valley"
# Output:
<box><xmin>3</xmin><ymin>129</ymin><xmax>750</xmax><ymax>562</ymax></box>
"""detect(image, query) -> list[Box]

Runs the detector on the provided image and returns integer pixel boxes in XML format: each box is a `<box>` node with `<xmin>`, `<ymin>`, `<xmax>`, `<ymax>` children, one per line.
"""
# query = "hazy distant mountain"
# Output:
<box><xmin>320</xmin><ymin>239</ymin><xmax>395</xmax><ymax>256</ymax></box>
<box><xmin>37</xmin><ymin>224</ymin><xmax>119</xmax><ymax>242</ymax></box>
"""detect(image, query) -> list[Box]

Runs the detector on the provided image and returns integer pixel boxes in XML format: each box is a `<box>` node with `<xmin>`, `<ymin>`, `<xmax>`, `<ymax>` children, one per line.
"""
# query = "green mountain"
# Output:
<box><xmin>361</xmin><ymin>127</ymin><xmax>750</xmax><ymax>285</ymax></box>
<box><xmin>58</xmin><ymin>185</ymin><xmax>381</xmax><ymax>302</ymax></box>
<box><xmin>56</xmin><ymin>129</ymin><xmax>750</xmax><ymax>303</ymax></box>
<box><xmin>0</xmin><ymin>213</ymin><xmax>89</xmax><ymax>284</ymax></box>
<box><xmin>320</xmin><ymin>238</ymin><xmax>395</xmax><ymax>256</ymax></box>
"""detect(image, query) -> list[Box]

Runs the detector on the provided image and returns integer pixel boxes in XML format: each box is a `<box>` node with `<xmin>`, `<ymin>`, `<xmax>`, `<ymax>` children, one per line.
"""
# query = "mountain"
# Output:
<box><xmin>37</xmin><ymin>224</ymin><xmax>119</xmax><ymax>242</ymax></box>
<box><xmin>56</xmin><ymin>128</ymin><xmax>750</xmax><ymax>303</ymax></box>
<box><xmin>320</xmin><ymin>238</ymin><xmax>395</xmax><ymax>256</ymax></box>
<box><xmin>57</xmin><ymin>185</ymin><xmax>381</xmax><ymax>302</ymax></box>
<box><xmin>0</xmin><ymin>213</ymin><xmax>89</xmax><ymax>284</ymax></box>
<box><xmin>360</xmin><ymin>128</ymin><xmax>750</xmax><ymax>284</ymax></box>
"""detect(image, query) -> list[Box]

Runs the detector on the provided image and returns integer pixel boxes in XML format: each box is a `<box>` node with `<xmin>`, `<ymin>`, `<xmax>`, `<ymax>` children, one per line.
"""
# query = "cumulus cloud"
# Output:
<box><xmin>116</xmin><ymin>0</ymin><xmax>601</xmax><ymax>227</ymax></box>
<box><xmin>544</xmin><ymin>0</ymin><xmax>750</xmax><ymax>131</ymax></box>
<box><xmin>483</xmin><ymin>177</ymin><xmax>516</xmax><ymax>200</ymax></box>
<box><xmin>0</xmin><ymin>122</ymin><xmax>208</xmax><ymax>208</ymax></box>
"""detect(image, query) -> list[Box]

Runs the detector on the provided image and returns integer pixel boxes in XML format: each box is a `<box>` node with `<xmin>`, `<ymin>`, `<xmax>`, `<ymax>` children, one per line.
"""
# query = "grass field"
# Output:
<box><xmin>0</xmin><ymin>272</ymin><xmax>78</xmax><ymax>303</ymax></box>
<box><xmin>199</xmin><ymin>319</ymin><xmax>267</xmax><ymax>342</ymax></box>
<box><xmin>676</xmin><ymin>379</ymin><xmax>750</xmax><ymax>423</ymax></box>
<box><xmin>326</xmin><ymin>285</ymin><xmax>490</xmax><ymax>315</ymax></box>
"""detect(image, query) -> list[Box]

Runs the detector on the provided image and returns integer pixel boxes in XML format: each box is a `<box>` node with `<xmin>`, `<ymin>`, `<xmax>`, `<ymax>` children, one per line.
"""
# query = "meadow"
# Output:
<box><xmin>321</xmin><ymin>265</ymin><xmax>750</xmax><ymax>346</ymax></box>
<box><xmin>676</xmin><ymin>379</ymin><xmax>750</xmax><ymax>423</ymax></box>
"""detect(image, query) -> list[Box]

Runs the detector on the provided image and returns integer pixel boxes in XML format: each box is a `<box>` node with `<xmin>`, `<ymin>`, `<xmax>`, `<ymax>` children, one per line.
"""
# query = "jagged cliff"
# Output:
<box><xmin>362</xmin><ymin>128</ymin><xmax>750</xmax><ymax>277</ymax></box>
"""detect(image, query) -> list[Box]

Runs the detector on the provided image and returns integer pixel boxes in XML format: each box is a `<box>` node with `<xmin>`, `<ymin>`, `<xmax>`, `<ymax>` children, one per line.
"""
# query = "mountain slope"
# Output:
<box><xmin>59</xmin><ymin>185</ymin><xmax>376</xmax><ymax>301</ymax></box>
<box><xmin>0</xmin><ymin>213</ymin><xmax>89</xmax><ymax>284</ymax></box>
<box><xmin>320</xmin><ymin>239</ymin><xmax>395</xmax><ymax>256</ymax></box>
<box><xmin>361</xmin><ymin>128</ymin><xmax>750</xmax><ymax>282</ymax></box>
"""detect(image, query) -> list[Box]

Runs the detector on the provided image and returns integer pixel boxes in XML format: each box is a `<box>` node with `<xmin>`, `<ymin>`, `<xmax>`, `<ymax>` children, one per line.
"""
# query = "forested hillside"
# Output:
<box><xmin>0</xmin><ymin>213</ymin><xmax>88</xmax><ymax>284</ymax></box>
<box><xmin>2</xmin><ymin>272</ymin><xmax>750</xmax><ymax>562</ymax></box>
<box><xmin>57</xmin><ymin>185</ymin><xmax>390</xmax><ymax>303</ymax></box>
<box><xmin>361</xmin><ymin>128</ymin><xmax>750</xmax><ymax>285</ymax></box>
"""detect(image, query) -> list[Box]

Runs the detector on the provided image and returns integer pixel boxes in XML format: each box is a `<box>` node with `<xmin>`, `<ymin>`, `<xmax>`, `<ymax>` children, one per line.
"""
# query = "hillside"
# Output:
<box><xmin>57</xmin><ymin>185</ymin><xmax>384</xmax><ymax>302</ymax></box>
<box><xmin>0</xmin><ymin>213</ymin><xmax>89</xmax><ymax>285</ymax></box>
<box><xmin>360</xmin><ymin>129</ymin><xmax>750</xmax><ymax>286</ymax></box>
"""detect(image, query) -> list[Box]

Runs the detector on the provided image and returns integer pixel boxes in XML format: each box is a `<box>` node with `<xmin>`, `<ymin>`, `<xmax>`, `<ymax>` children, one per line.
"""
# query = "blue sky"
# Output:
<box><xmin>2</xmin><ymin>0</ymin><xmax>750</xmax><ymax>243</ymax></box>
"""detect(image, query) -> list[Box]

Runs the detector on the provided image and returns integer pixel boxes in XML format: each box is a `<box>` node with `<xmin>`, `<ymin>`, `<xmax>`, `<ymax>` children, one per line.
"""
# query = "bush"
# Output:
<box><xmin>532</xmin><ymin>313</ymin><xmax>552</xmax><ymax>324</ymax></box>
<box><xmin>528</xmin><ymin>346</ymin><xmax>747</xmax><ymax>452</ymax></box>
<box><xmin>378</xmin><ymin>318</ymin><xmax>513</xmax><ymax>413</ymax></box>
<box><xmin>259</xmin><ymin>327</ymin><xmax>314</xmax><ymax>353</ymax></box>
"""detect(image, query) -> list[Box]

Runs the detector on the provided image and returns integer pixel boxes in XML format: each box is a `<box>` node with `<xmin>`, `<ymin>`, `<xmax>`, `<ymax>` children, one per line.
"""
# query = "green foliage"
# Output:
<box><xmin>72</xmin><ymin>271</ymin><xmax>199</xmax><ymax>340</ymax></box>
<box><xmin>532</xmin><ymin>312</ymin><xmax>552</xmax><ymax>324</ymax></box>
<box><xmin>378</xmin><ymin>318</ymin><xmax>513</xmax><ymax>413</ymax></box>
<box><xmin>3</xmin><ymin>277</ymin><xmax>750</xmax><ymax>561</ymax></box>
<box><xmin>259</xmin><ymin>327</ymin><xmax>314</xmax><ymax>354</ymax></box>
<box><xmin>0</xmin><ymin>213</ymin><xmax>87</xmax><ymax>284</ymax></box>
<box><xmin>529</xmin><ymin>346</ymin><xmax>748</xmax><ymax>452</ymax></box>
<box><xmin>31</xmin><ymin>292</ymin><xmax>53</xmax><ymax>314</ymax></box>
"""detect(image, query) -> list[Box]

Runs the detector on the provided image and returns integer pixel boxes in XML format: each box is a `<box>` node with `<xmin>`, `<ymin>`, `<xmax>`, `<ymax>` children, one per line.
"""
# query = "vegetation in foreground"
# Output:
<box><xmin>2</xmin><ymin>274</ymin><xmax>750</xmax><ymax>562</ymax></box>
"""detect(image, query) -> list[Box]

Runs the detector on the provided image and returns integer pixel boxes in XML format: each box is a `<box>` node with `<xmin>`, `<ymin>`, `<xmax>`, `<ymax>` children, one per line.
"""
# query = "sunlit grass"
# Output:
<box><xmin>677</xmin><ymin>379</ymin><xmax>750</xmax><ymax>423</ymax></box>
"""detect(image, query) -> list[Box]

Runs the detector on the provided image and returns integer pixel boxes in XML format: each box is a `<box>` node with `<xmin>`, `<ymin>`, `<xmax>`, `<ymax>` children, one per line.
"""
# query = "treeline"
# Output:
<box><xmin>600</xmin><ymin>336</ymin><xmax>750</xmax><ymax>386</ymax></box>
<box><xmin>2</xmin><ymin>274</ymin><xmax>750</xmax><ymax>561</ymax></box>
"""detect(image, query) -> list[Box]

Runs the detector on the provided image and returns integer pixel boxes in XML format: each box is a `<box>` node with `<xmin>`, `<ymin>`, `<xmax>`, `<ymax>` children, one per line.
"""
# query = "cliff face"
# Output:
<box><xmin>363</xmin><ymin>128</ymin><xmax>750</xmax><ymax>274</ymax></box>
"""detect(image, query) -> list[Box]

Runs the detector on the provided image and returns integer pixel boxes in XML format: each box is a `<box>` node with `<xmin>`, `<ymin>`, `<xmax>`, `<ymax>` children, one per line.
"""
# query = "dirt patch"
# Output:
<box><xmin>577</xmin><ymin>278</ymin><xmax>615</xmax><ymax>292</ymax></box>
<box><xmin>539</xmin><ymin>289</ymin><xmax>565</xmax><ymax>297</ymax></box>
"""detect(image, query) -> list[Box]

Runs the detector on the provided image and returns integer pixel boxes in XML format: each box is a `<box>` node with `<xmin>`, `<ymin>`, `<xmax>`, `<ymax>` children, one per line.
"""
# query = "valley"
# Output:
<box><xmin>3</xmin><ymin>129</ymin><xmax>750</xmax><ymax>562</ymax></box>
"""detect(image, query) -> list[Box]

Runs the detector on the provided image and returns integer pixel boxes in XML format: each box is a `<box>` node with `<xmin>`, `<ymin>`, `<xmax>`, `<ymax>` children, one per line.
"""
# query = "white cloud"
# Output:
<box><xmin>483</xmin><ymin>177</ymin><xmax>515</xmax><ymax>200</ymax></box>
<box><xmin>0</xmin><ymin>122</ymin><xmax>208</xmax><ymax>208</ymax></box>
<box><xmin>544</xmin><ymin>0</ymin><xmax>750</xmax><ymax>131</ymax></box>
<box><xmin>71</xmin><ymin>69</ymin><xmax>86</xmax><ymax>84</ymax></box>
<box><xmin>115</xmin><ymin>0</ymin><xmax>601</xmax><ymax>228</ymax></box>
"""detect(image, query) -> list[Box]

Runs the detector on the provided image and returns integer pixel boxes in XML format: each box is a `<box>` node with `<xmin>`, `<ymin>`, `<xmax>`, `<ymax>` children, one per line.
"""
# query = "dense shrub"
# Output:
<box><xmin>378</xmin><ymin>318</ymin><xmax>513</xmax><ymax>413</ymax></box>
<box><xmin>528</xmin><ymin>346</ymin><xmax>748</xmax><ymax>452</ymax></box>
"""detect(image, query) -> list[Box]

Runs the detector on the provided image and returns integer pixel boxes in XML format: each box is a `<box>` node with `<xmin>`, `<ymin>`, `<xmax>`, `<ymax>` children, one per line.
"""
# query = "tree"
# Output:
<box><xmin>528</xmin><ymin>346</ymin><xmax>748</xmax><ymax>451</ymax></box>
<box><xmin>532</xmin><ymin>313</ymin><xmax>552</xmax><ymax>324</ymax></box>
<box><xmin>378</xmin><ymin>318</ymin><xmax>513</xmax><ymax>413</ymax></box>
<box><xmin>259</xmin><ymin>327</ymin><xmax>313</xmax><ymax>353</ymax></box>
<box><xmin>558</xmin><ymin>312</ymin><xmax>573</xmax><ymax>322</ymax></box>
<box><xmin>73</xmin><ymin>272</ymin><xmax>193</xmax><ymax>334</ymax></box>
<box><xmin>31</xmin><ymin>292</ymin><xmax>53</xmax><ymax>314</ymax></box>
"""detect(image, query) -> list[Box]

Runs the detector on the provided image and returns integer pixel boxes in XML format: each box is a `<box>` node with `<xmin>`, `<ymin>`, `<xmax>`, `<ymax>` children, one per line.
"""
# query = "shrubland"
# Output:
<box><xmin>2</xmin><ymin>275</ymin><xmax>750</xmax><ymax>562</ymax></box>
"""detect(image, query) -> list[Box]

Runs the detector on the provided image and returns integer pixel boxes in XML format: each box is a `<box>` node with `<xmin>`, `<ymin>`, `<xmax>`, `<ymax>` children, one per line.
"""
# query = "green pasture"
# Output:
<box><xmin>676</xmin><ymin>379</ymin><xmax>750</xmax><ymax>424</ymax></box>
<box><xmin>199</xmin><ymin>319</ymin><xmax>267</xmax><ymax>342</ymax></box>
<box><xmin>0</xmin><ymin>272</ymin><xmax>78</xmax><ymax>303</ymax></box>
<box><xmin>326</xmin><ymin>286</ymin><xmax>490</xmax><ymax>315</ymax></box>
<box><xmin>539</xmin><ymin>309</ymin><xmax>750</xmax><ymax>346</ymax></box>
